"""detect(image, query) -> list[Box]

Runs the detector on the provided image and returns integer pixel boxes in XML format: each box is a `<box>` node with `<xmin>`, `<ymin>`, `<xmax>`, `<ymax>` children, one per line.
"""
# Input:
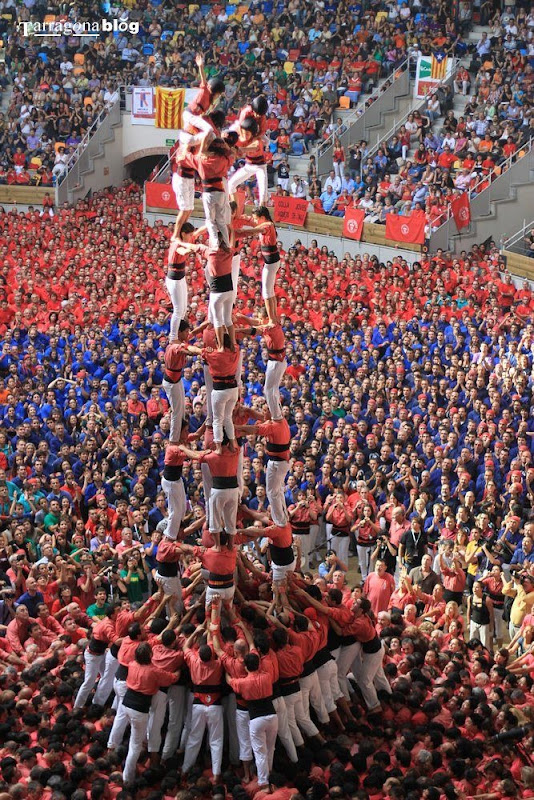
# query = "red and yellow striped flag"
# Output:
<box><xmin>430</xmin><ymin>52</ymin><xmax>447</xmax><ymax>80</ymax></box>
<box><xmin>155</xmin><ymin>87</ymin><xmax>185</xmax><ymax>129</ymax></box>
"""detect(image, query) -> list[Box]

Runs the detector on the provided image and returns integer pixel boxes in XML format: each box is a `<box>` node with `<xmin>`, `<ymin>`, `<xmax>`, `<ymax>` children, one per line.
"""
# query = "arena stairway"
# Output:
<box><xmin>287</xmin><ymin>55</ymin><xmax>416</xmax><ymax>181</ymax></box>
<box><xmin>55</xmin><ymin>96</ymin><xmax>123</xmax><ymax>206</ymax></box>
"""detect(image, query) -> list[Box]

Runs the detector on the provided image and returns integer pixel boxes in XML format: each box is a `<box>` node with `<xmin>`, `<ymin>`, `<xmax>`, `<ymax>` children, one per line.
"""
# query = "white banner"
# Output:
<box><xmin>131</xmin><ymin>87</ymin><xmax>155</xmax><ymax>125</ymax></box>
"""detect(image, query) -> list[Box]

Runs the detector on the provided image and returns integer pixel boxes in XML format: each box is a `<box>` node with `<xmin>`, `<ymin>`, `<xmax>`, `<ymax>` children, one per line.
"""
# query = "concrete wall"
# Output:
<box><xmin>122</xmin><ymin>115</ymin><xmax>179</xmax><ymax>163</ymax></box>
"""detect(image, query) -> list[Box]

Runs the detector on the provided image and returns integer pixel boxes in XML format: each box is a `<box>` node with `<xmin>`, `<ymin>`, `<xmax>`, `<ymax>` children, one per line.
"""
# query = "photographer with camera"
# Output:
<box><xmin>318</xmin><ymin>549</ymin><xmax>348</xmax><ymax>581</ymax></box>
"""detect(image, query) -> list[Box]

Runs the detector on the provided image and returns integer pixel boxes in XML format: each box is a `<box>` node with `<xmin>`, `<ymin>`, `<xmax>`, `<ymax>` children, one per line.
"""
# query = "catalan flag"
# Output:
<box><xmin>431</xmin><ymin>51</ymin><xmax>447</xmax><ymax>80</ymax></box>
<box><xmin>155</xmin><ymin>87</ymin><xmax>185</xmax><ymax>129</ymax></box>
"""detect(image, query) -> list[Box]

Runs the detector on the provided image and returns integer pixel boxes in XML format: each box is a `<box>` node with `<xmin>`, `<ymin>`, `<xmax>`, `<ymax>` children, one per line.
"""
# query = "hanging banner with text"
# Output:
<box><xmin>272</xmin><ymin>195</ymin><xmax>308</xmax><ymax>227</ymax></box>
<box><xmin>131</xmin><ymin>87</ymin><xmax>155</xmax><ymax>125</ymax></box>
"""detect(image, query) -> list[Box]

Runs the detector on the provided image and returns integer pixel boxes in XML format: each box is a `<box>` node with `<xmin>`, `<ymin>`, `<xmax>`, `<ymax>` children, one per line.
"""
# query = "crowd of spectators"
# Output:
<box><xmin>3</xmin><ymin>0</ymin><xmax>524</xmax><ymax>189</ymax></box>
<box><xmin>0</xmin><ymin>185</ymin><xmax>533</xmax><ymax>797</ymax></box>
<box><xmin>290</xmin><ymin>5</ymin><xmax>533</xmax><ymax>232</ymax></box>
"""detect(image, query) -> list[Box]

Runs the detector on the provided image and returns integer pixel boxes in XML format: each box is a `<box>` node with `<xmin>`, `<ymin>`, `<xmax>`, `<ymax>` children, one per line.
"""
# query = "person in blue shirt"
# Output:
<box><xmin>320</xmin><ymin>186</ymin><xmax>338</xmax><ymax>214</ymax></box>
<box><xmin>14</xmin><ymin>576</ymin><xmax>44</xmax><ymax>617</ymax></box>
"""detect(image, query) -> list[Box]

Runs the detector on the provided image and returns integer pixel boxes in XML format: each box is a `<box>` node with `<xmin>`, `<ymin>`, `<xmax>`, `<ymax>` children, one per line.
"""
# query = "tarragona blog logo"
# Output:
<box><xmin>17</xmin><ymin>18</ymin><xmax>139</xmax><ymax>37</ymax></box>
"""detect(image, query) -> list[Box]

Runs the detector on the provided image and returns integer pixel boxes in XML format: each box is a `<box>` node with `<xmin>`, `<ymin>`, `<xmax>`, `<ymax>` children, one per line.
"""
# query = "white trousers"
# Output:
<box><xmin>201</xmin><ymin>462</ymin><xmax>213</xmax><ymax>521</ymax></box>
<box><xmin>182</xmin><ymin>703</ymin><xmax>224</xmax><ymax>776</ymax></box>
<box><xmin>262</xmin><ymin>259</ymin><xmax>281</xmax><ymax>299</ymax></box>
<box><xmin>272</xmin><ymin>694</ymin><xmax>298</xmax><ymax>762</ymax></box>
<box><xmin>209</xmin><ymin>288</ymin><xmax>234</xmax><ymax>329</ymax></box>
<box><xmin>266</xmin><ymin>460</ymin><xmax>289</xmax><ymax>526</ymax></box>
<box><xmin>107</xmin><ymin>678</ymin><xmax>128</xmax><ymax>747</ymax></box>
<box><xmin>171</xmin><ymin>172</ymin><xmax>195</xmax><ymax>211</ymax></box>
<box><xmin>202</xmin><ymin>190</ymin><xmax>230</xmax><ymax>249</ymax></box>
<box><xmin>236</xmin><ymin>707</ymin><xmax>252</xmax><ymax>761</ymax></box>
<box><xmin>162</xmin><ymin>378</ymin><xmax>185</xmax><ymax>441</ymax></box>
<box><xmin>265</xmin><ymin>358</ymin><xmax>286</xmax><ymax>419</ymax></box>
<box><xmin>228</xmin><ymin>162</ymin><xmax>268</xmax><ymax>204</ymax></box>
<box><xmin>283</xmin><ymin>689</ymin><xmax>319</xmax><ymax>743</ymax></box>
<box><xmin>249</xmin><ymin>714</ymin><xmax>278</xmax><ymax>787</ymax></box>
<box><xmin>74</xmin><ymin>650</ymin><xmax>106</xmax><ymax>708</ymax></box>
<box><xmin>147</xmin><ymin>689</ymin><xmax>168</xmax><ymax>752</ymax></box>
<box><xmin>493</xmin><ymin>608</ymin><xmax>504</xmax><ymax>641</ymax></box>
<box><xmin>309</xmin><ymin>524</ymin><xmax>319</xmax><ymax>562</ymax></box>
<box><xmin>204</xmin><ymin>365</ymin><xmax>214</xmax><ymax>425</ymax></box>
<box><xmin>209</xmin><ymin>487</ymin><xmax>239</xmax><ymax>535</ymax></box>
<box><xmin>356</xmin><ymin>544</ymin><xmax>373</xmax><ymax>581</ymax></box>
<box><xmin>300</xmin><ymin>670</ymin><xmax>329</xmax><ymax>724</ymax></box>
<box><xmin>335</xmin><ymin>641</ymin><xmax>361</xmax><ymax>701</ymax></box>
<box><xmin>212</xmin><ymin>386</ymin><xmax>238</xmax><ymax>443</ymax></box>
<box><xmin>271</xmin><ymin>558</ymin><xmax>296</xmax><ymax>583</ymax></box>
<box><xmin>92</xmin><ymin>650</ymin><xmax>118</xmax><ymax>706</ymax></box>
<box><xmin>329</xmin><ymin>531</ymin><xmax>350</xmax><ymax>567</ymax></box>
<box><xmin>122</xmin><ymin>707</ymin><xmax>149</xmax><ymax>785</ymax></box>
<box><xmin>469</xmin><ymin>620</ymin><xmax>492</xmax><ymax>649</ymax></box>
<box><xmin>161</xmin><ymin>476</ymin><xmax>186</xmax><ymax>539</ymax></box>
<box><xmin>154</xmin><ymin>572</ymin><xmax>183</xmax><ymax>615</ymax></box>
<box><xmin>165</xmin><ymin>276</ymin><xmax>188</xmax><ymax>340</ymax></box>
<box><xmin>182</xmin><ymin>109</ymin><xmax>214</xmax><ymax>136</ymax></box>
<box><xmin>162</xmin><ymin>684</ymin><xmax>186</xmax><ymax>760</ymax></box>
<box><xmin>317</xmin><ymin>658</ymin><xmax>343</xmax><ymax>714</ymax></box>
<box><xmin>294</xmin><ymin>532</ymin><xmax>311</xmax><ymax>571</ymax></box>
<box><xmin>206</xmin><ymin>584</ymin><xmax>235</xmax><ymax>603</ymax></box>
<box><xmin>351</xmin><ymin>644</ymin><xmax>391</xmax><ymax>710</ymax></box>
<box><xmin>179</xmin><ymin>691</ymin><xmax>194</xmax><ymax>750</ymax></box>
<box><xmin>231</xmin><ymin>253</ymin><xmax>241</xmax><ymax>306</ymax></box>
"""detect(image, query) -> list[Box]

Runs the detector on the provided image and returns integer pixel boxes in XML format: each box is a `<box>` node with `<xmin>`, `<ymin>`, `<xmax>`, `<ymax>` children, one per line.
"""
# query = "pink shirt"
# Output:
<box><xmin>363</xmin><ymin>571</ymin><xmax>396</xmax><ymax>615</ymax></box>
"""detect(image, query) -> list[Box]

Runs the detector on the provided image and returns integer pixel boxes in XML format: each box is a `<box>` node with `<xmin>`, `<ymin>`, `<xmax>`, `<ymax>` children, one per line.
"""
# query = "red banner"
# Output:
<box><xmin>343</xmin><ymin>207</ymin><xmax>365</xmax><ymax>241</ymax></box>
<box><xmin>145</xmin><ymin>182</ymin><xmax>178</xmax><ymax>210</ymax></box>
<box><xmin>385</xmin><ymin>212</ymin><xmax>426</xmax><ymax>245</ymax></box>
<box><xmin>272</xmin><ymin>195</ymin><xmax>308</xmax><ymax>226</ymax></box>
<box><xmin>451</xmin><ymin>192</ymin><xmax>471</xmax><ymax>231</ymax></box>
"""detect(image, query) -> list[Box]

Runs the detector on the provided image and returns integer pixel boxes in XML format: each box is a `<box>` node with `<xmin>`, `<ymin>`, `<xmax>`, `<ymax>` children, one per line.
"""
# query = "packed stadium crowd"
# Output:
<box><xmin>1</xmin><ymin>0</ymin><xmax>534</xmax><ymax>798</ymax></box>
<box><xmin>286</xmin><ymin>7</ymin><xmax>533</xmax><ymax>229</ymax></box>
<box><xmin>0</xmin><ymin>167</ymin><xmax>533</xmax><ymax>799</ymax></box>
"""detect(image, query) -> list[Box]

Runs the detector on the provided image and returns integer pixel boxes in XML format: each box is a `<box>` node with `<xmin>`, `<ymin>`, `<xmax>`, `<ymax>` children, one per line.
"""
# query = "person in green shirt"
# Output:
<box><xmin>43</xmin><ymin>499</ymin><xmax>61</xmax><ymax>534</ymax></box>
<box><xmin>119</xmin><ymin>555</ymin><xmax>146</xmax><ymax>603</ymax></box>
<box><xmin>86</xmin><ymin>587</ymin><xmax>111</xmax><ymax>621</ymax></box>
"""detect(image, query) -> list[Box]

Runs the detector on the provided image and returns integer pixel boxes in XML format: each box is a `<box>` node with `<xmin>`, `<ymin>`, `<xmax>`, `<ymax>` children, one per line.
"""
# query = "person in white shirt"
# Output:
<box><xmin>323</xmin><ymin>170</ymin><xmax>341</xmax><ymax>193</ymax></box>
<box><xmin>291</xmin><ymin>176</ymin><xmax>308</xmax><ymax>198</ymax></box>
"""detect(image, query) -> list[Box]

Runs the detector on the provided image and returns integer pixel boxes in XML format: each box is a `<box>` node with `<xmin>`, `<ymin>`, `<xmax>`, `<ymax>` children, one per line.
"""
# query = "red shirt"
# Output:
<box><xmin>188</xmin><ymin>80</ymin><xmax>212</xmax><ymax>116</ymax></box>
<box><xmin>151</xmin><ymin>642</ymin><xmax>184</xmax><ymax>672</ymax></box>
<box><xmin>92</xmin><ymin>616</ymin><xmax>116</xmax><ymax>645</ymax></box>
<box><xmin>194</xmin><ymin>150</ymin><xmax>234</xmax><ymax>192</ymax></box>
<box><xmin>197</xmin><ymin>447</ymin><xmax>240</xmax><ymax>478</ymax></box>
<box><xmin>117</xmin><ymin>635</ymin><xmax>140</xmax><ymax>667</ymax></box>
<box><xmin>229</xmin><ymin>669</ymin><xmax>273</xmax><ymax>701</ymax></box>
<box><xmin>257</xmin><ymin>418</ymin><xmax>291</xmax><ymax>460</ymax></box>
<box><xmin>275</xmin><ymin>642</ymin><xmax>304</xmax><ymax>679</ymax></box>
<box><xmin>203</xmin><ymin>346</ymin><xmax>240</xmax><ymax>378</ymax></box>
<box><xmin>263</xmin><ymin>324</ymin><xmax>285</xmax><ymax>361</ymax></box>
<box><xmin>185</xmin><ymin>648</ymin><xmax>224</xmax><ymax>704</ymax></box>
<box><xmin>265</xmin><ymin>523</ymin><xmax>292</xmax><ymax>548</ymax></box>
<box><xmin>194</xmin><ymin>545</ymin><xmax>237</xmax><ymax>578</ymax></box>
<box><xmin>164</xmin><ymin>343</ymin><xmax>187</xmax><ymax>382</ymax></box>
<box><xmin>126</xmin><ymin>660</ymin><xmax>177</xmax><ymax>694</ymax></box>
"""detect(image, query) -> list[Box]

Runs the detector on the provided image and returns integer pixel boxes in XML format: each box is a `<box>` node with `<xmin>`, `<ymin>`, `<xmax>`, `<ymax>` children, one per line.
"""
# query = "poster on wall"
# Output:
<box><xmin>132</xmin><ymin>87</ymin><xmax>200</xmax><ymax>126</ymax></box>
<box><xmin>131</xmin><ymin>87</ymin><xmax>155</xmax><ymax>125</ymax></box>
<box><xmin>414</xmin><ymin>53</ymin><xmax>451</xmax><ymax>99</ymax></box>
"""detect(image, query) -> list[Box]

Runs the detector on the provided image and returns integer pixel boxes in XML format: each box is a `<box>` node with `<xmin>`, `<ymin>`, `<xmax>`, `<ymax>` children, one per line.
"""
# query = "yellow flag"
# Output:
<box><xmin>155</xmin><ymin>87</ymin><xmax>185</xmax><ymax>129</ymax></box>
